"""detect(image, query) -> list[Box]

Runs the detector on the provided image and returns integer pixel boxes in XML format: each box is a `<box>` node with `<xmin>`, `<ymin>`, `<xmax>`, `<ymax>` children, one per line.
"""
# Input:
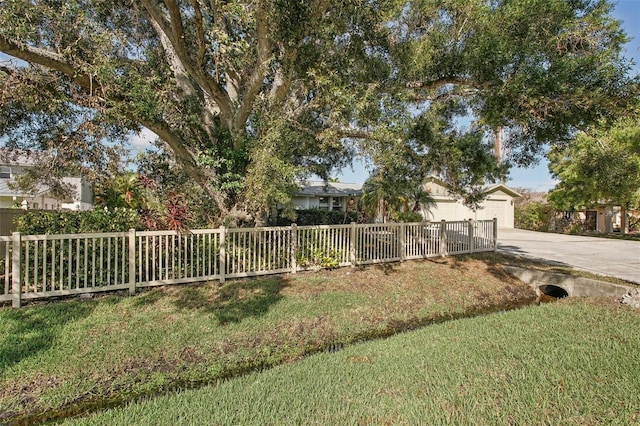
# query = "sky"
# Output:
<box><xmin>333</xmin><ymin>0</ymin><xmax>640</xmax><ymax>191</ymax></box>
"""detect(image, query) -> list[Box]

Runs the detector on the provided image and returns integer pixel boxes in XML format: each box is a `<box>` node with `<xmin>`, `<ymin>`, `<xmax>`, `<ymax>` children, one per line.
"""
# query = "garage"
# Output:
<box><xmin>422</xmin><ymin>177</ymin><xmax>520</xmax><ymax>228</ymax></box>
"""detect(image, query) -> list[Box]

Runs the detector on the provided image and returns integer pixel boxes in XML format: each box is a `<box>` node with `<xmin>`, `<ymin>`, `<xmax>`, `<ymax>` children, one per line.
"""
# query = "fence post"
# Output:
<box><xmin>128</xmin><ymin>229</ymin><xmax>136</xmax><ymax>296</ymax></box>
<box><xmin>349</xmin><ymin>222</ymin><xmax>357</xmax><ymax>267</ymax></box>
<box><xmin>439</xmin><ymin>220</ymin><xmax>447</xmax><ymax>257</ymax></box>
<box><xmin>11</xmin><ymin>232</ymin><xmax>21</xmax><ymax>308</ymax></box>
<box><xmin>399</xmin><ymin>222</ymin><xmax>406</xmax><ymax>261</ymax></box>
<box><xmin>493</xmin><ymin>218</ymin><xmax>498</xmax><ymax>251</ymax></box>
<box><xmin>468</xmin><ymin>219</ymin><xmax>474</xmax><ymax>254</ymax></box>
<box><xmin>219</xmin><ymin>225</ymin><xmax>226</xmax><ymax>283</ymax></box>
<box><xmin>291</xmin><ymin>223</ymin><xmax>298</xmax><ymax>274</ymax></box>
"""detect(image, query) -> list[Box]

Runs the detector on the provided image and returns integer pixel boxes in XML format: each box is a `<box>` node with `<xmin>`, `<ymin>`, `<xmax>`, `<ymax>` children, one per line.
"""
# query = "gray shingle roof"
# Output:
<box><xmin>297</xmin><ymin>181</ymin><xmax>363</xmax><ymax>197</ymax></box>
<box><xmin>0</xmin><ymin>179</ymin><xmax>50</xmax><ymax>197</ymax></box>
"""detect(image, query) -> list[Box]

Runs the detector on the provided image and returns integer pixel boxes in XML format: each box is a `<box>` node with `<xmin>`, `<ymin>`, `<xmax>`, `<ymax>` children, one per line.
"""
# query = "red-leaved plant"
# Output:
<box><xmin>163</xmin><ymin>192</ymin><xmax>190</xmax><ymax>232</ymax></box>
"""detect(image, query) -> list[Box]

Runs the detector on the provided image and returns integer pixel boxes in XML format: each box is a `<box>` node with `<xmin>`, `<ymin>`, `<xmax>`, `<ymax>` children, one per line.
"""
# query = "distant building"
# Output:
<box><xmin>292</xmin><ymin>181</ymin><xmax>362</xmax><ymax>212</ymax></box>
<box><xmin>567</xmin><ymin>205</ymin><xmax>632</xmax><ymax>234</ymax></box>
<box><xmin>0</xmin><ymin>152</ymin><xmax>93</xmax><ymax>210</ymax></box>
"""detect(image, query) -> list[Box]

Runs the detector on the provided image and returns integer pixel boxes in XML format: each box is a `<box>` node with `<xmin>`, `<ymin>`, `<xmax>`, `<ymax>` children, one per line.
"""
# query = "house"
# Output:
<box><xmin>0</xmin><ymin>153</ymin><xmax>93</xmax><ymax>210</ymax></box>
<box><xmin>421</xmin><ymin>176</ymin><xmax>521</xmax><ymax>228</ymax></box>
<box><xmin>568</xmin><ymin>205</ymin><xmax>636</xmax><ymax>234</ymax></box>
<box><xmin>291</xmin><ymin>181</ymin><xmax>362</xmax><ymax>212</ymax></box>
<box><xmin>292</xmin><ymin>177</ymin><xmax>520</xmax><ymax>228</ymax></box>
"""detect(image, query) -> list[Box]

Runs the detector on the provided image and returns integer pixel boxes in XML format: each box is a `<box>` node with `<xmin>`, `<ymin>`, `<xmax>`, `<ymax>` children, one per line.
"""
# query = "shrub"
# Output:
<box><xmin>390</xmin><ymin>211</ymin><xmax>424</xmax><ymax>223</ymax></box>
<box><xmin>272</xmin><ymin>209</ymin><xmax>358</xmax><ymax>226</ymax></box>
<box><xmin>514</xmin><ymin>202</ymin><xmax>555</xmax><ymax>232</ymax></box>
<box><xmin>15</xmin><ymin>208</ymin><xmax>142</xmax><ymax>234</ymax></box>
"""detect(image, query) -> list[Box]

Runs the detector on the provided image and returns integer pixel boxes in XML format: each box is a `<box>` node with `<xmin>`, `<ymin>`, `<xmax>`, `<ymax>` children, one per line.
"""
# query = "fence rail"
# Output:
<box><xmin>0</xmin><ymin>219</ymin><xmax>497</xmax><ymax>307</ymax></box>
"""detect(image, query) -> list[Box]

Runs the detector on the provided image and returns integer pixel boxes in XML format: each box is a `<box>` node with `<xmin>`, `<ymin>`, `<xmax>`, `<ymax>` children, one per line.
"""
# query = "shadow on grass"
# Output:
<box><xmin>0</xmin><ymin>302</ymin><xmax>96</xmax><ymax>371</ymax></box>
<box><xmin>171</xmin><ymin>278</ymin><xmax>288</xmax><ymax>325</ymax></box>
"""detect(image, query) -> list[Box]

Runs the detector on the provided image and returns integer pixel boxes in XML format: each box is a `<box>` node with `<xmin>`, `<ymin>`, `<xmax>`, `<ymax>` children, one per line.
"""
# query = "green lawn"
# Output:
<box><xmin>3</xmin><ymin>253</ymin><xmax>637</xmax><ymax>424</ymax></box>
<box><xmin>64</xmin><ymin>299</ymin><xmax>640</xmax><ymax>425</ymax></box>
<box><xmin>0</xmin><ymin>253</ymin><xmax>535</xmax><ymax>424</ymax></box>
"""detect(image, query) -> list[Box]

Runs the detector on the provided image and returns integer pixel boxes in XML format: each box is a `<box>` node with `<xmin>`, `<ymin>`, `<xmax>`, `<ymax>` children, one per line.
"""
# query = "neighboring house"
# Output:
<box><xmin>0</xmin><ymin>155</ymin><xmax>93</xmax><ymax>211</ymax></box>
<box><xmin>421</xmin><ymin>176</ymin><xmax>521</xmax><ymax>228</ymax></box>
<box><xmin>293</xmin><ymin>178</ymin><xmax>520</xmax><ymax>228</ymax></box>
<box><xmin>292</xmin><ymin>181</ymin><xmax>362</xmax><ymax>212</ymax></box>
<box><xmin>566</xmin><ymin>205</ymin><xmax>635</xmax><ymax>233</ymax></box>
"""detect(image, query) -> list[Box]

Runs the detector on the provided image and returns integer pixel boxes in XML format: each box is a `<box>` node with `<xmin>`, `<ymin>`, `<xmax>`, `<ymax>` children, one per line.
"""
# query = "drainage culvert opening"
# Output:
<box><xmin>538</xmin><ymin>284</ymin><xmax>569</xmax><ymax>299</ymax></box>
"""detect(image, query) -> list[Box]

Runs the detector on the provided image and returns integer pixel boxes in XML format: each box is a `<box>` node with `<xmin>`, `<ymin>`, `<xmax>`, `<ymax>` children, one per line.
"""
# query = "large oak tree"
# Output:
<box><xmin>1</xmin><ymin>0</ymin><xmax>636</xmax><ymax>224</ymax></box>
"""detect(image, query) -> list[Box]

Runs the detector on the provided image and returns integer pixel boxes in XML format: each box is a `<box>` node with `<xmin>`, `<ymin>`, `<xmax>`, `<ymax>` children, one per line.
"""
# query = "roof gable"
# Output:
<box><xmin>424</xmin><ymin>175</ymin><xmax>521</xmax><ymax>198</ymax></box>
<box><xmin>484</xmin><ymin>184</ymin><xmax>522</xmax><ymax>198</ymax></box>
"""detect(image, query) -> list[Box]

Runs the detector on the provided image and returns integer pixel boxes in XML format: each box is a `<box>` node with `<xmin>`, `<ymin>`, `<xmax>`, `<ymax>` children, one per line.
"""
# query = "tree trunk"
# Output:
<box><xmin>493</xmin><ymin>127</ymin><xmax>503</xmax><ymax>163</ymax></box>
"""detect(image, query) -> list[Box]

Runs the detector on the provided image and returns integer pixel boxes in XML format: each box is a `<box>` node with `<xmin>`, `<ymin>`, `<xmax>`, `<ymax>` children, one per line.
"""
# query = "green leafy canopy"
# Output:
<box><xmin>548</xmin><ymin>116</ymin><xmax>640</xmax><ymax>213</ymax></box>
<box><xmin>1</xmin><ymin>0</ymin><xmax>637</xmax><ymax>224</ymax></box>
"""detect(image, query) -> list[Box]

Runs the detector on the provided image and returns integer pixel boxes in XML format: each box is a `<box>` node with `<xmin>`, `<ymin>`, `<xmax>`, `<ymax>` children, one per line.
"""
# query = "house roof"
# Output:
<box><xmin>296</xmin><ymin>177</ymin><xmax>519</xmax><ymax>199</ymax></box>
<box><xmin>0</xmin><ymin>180</ymin><xmax>50</xmax><ymax>198</ymax></box>
<box><xmin>297</xmin><ymin>181</ymin><xmax>363</xmax><ymax>197</ymax></box>
<box><xmin>0</xmin><ymin>149</ymin><xmax>39</xmax><ymax>167</ymax></box>
<box><xmin>425</xmin><ymin>175</ymin><xmax>521</xmax><ymax>198</ymax></box>
<box><xmin>484</xmin><ymin>184</ymin><xmax>522</xmax><ymax>198</ymax></box>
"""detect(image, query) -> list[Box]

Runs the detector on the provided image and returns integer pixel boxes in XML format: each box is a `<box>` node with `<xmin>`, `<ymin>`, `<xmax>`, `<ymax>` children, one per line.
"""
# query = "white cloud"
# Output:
<box><xmin>129</xmin><ymin>127</ymin><xmax>157</xmax><ymax>152</ymax></box>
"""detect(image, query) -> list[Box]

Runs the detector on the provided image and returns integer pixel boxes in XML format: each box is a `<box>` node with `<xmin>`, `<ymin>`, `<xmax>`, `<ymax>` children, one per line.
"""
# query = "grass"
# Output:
<box><xmin>62</xmin><ymin>298</ymin><xmax>640</xmax><ymax>425</ymax></box>
<box><xmin>0</xmin><ymin>253</ymin><xmax>535</xmax><ymax>424</ymax></box>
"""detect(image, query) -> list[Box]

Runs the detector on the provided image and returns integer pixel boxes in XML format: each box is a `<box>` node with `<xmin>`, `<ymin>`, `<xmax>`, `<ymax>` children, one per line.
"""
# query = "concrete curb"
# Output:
<box><xmin>503</xmin><ymin>265</ymin><xmax>635</xmax><ymax>298</ymax></box>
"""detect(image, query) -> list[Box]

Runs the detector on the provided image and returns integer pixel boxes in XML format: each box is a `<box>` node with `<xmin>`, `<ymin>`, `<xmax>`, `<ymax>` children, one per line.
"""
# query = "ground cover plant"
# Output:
<box><xmin>64</xmin><ymin>298</ymin><xmax>640</xmax><ymax>425</ymax></box>
<box><xmin>0</xmin><ymin>253</ymin><xmax>536</xmax><ymax>424</ymax></box>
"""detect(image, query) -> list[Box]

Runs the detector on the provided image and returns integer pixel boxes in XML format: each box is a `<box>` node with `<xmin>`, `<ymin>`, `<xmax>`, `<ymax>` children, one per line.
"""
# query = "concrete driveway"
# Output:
<box><xmin>496</xmin><ymin>228</ymin><xmax>640</xmax><ymax>284</ymax></box>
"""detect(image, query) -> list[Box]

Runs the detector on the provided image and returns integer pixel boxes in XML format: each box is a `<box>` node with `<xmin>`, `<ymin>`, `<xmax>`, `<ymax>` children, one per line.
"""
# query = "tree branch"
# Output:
<box><xmin>0</xmin><ymin>36</ymin><xmax>97</xmax><ymax>95</ymax></box>
<box><xmin>268</xmin><ymin>0</ymin><xmax>332</xmax><ymax>107</ymax></box>
<box><xmin>189</xmin><ymin>0</ymin><xmax>207</xmax><ymax>68</ymax></box>
<box><xmin>165</xmin><ymin>0</ymin><xmax>187</xmax><ymax>46</ymax></box>
<box><xmin>0</xmin><ymin>34</ymin><xmax>229</xmax><ymax>215</ymax></box>
<box><xmin>144</xmin><ymin>119</ymin><xmax>229</xmax><ymax>215</ymax></box>
<box><xmin>336</xmin><ymin>128</ymin><xmax>376</xmax><ymax>140</ymax></box>
<box><xmin>408</xmin><ymin>86</ymin><xmax>480</xmax><ymax>102</ymax></box>
<box><xmin>140</xmin><ymin>0</ymin><xmax>234</xmax><ymax>126</ymax></box>
<box><xmin>233</xmin><ymin>2</ymin><xmax>273</xmax><ymax>133</ymax></box>
<box><xmin>269</xmin><ymin>43</ymin><xmax>297</xmax><ymax>104</ymax></box>
<box><xmin>405</xmin><ymin>76</ymin><xmax>480</xmax><ymax>90</ymax></box>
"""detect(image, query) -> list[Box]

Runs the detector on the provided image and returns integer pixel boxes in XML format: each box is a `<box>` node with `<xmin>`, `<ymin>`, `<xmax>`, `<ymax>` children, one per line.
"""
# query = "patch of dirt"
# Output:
<box><xmin>282</xmin><ymin>255</ymin><xmax>531</xmax><ymax>300</ymax></box>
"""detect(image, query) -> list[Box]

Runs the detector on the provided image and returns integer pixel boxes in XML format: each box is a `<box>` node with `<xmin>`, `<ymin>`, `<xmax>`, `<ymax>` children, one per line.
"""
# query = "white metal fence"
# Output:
<box><xmin>0</xmin><ymin>219</ymin><xmax>497</xmax><ymax>307</ymax></box>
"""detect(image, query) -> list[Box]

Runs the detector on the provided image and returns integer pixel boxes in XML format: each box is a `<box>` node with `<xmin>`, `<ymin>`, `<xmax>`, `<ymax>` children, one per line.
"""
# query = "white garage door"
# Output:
<box><xmin>479</xmin><ymin>199</ymin><xmax>507</xmax><ymax>226</ymax></box>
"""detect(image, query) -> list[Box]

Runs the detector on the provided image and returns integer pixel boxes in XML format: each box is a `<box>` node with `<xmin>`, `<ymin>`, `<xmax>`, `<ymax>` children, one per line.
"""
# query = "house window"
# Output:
<box><xmin>0</xmin><ymin>167</ymin><xmax>11</xmax><ymax>179</ymax></box>
<box><xmin>319</xmin><ymin>197</ymin><xmax>328</xmax><ymax>205</ymax></box>
<box><xmin>332</xmin><ymin>198</ymin><xmax>342</xmax><ymax>208</ymax></box>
